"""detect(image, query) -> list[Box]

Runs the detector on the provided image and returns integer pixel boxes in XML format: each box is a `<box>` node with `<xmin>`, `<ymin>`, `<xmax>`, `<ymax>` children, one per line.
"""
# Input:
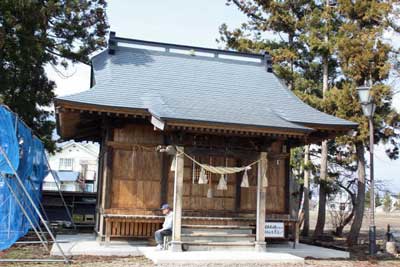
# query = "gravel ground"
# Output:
<box><xmin>0</xmin><ymin>244</ymin><xmax>399</xmax><ymax>267</ymax></box>
<box><xmin>1</xmin><ymin>259</ymin><xmax>400</xmax><ymax>267</ymax></box>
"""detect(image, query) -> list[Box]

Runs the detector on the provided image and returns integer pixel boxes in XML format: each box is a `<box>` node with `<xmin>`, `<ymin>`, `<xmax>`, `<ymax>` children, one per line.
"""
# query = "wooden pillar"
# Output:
<box><xmin>105</xmin><ymin>218</ymin><xmax>111</xmax><ymax>244</ymax></box>
<box><xmin>255</xmin><ymin>151</ymin><xmax>267</xmax><ymax>252</ymax></box>
<box><xmin>235</xmin><ymin>159</ymin><xmax>242</xmax><ymax>213</ymax></box>
<box><xmin>95</xmin><ymin>142</ymin><xmax>104</xmax><ymax>237</ymax></box>
<box><xmin>160</xmin><ymin>136</ymin><xmax>169</xmax><ymax>206</ymax></box>
<box><xmin>98</xmin><ymin>126</ymin><xmax>113</xmax><ymax>243</ymax></box>
<box><xmin>169</xmin><ymin>146</ymin><xmax>184</xmax><ymax>252</ymax></box>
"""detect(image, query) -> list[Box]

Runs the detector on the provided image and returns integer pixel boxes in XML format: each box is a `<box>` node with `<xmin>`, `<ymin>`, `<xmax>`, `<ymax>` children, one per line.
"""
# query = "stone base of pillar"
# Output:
<box><xmin>254</xmin><ymin>241</ymin><xmax>267</xmax><ymax>252</ymax></box>
<box><xmin>96</xmin><ymin>235</ymin><xmax>103</xmax><ymax>243</ymax></box>
<box><xmin>169</xmin><ymin>241</ymin><xmax>183</xmax><ymax>252</ymax></box>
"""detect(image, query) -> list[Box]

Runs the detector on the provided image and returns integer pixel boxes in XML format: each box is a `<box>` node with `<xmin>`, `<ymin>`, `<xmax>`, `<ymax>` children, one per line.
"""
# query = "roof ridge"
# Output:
<box><xmin>108</xmin><ymin>31</ymin><xmax>272</xmax><ymax>71</ymax></box>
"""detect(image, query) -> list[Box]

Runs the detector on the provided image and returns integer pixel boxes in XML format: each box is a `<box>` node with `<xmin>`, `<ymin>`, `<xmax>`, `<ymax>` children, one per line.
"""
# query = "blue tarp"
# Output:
<box><xmin>0</xmin><ymin>106</ymin><xmax>48</xmax><ymax>251</ymax></box>
<box><xmin>0</xmin><ymin>107</ymin><xmax>19</xmax><ymax>174</ymax></box>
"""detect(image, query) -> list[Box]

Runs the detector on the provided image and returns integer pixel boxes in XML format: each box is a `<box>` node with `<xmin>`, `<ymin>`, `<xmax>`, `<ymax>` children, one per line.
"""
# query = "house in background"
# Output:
<box><xmin>43</xmin><ymin>141</ymin><xmax>99</xmax><ymax>192</ymax></box>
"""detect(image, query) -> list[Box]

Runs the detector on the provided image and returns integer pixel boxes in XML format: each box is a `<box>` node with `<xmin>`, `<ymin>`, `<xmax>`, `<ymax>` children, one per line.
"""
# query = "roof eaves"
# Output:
<box><xmin>162</xmin><ymin>117</ymin><xmax>314</xmax><ymax>135</ymax></box>
<box><xmin>55</xmin><ymin>98</ymin><xmax>150</xmax><ymax>117</ymax></box>
<box><xmin>301</xmin><ymin>121</ymin><xmax>358</xmax><ymax>131</ymax></box>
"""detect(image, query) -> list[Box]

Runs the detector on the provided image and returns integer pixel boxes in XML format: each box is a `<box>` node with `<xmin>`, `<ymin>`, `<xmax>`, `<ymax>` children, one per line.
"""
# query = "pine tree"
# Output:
<box><xmin>304</xmin><ymin>0</ymin><xmax>340</xmax><ymax>240</ymax></box>
<box><xmin>301</xmin><ymin>145</ymin><xmax>311</xmax><ymax>237</ymax></box>
<box><xmin>220</xmin><ymin>0</ymin><xmax>342</xmax><ymax>238</ymax></box>
<box><xmin>324</xmin><ymin>0</ymin><xmax>399</xmax><ymax>246</ymax></box>
<box><xmin>219</xmin><ymin>0</ymin><xmax>314</xmax><ymax>91</ymax></box>
<box><xmin>0</xmin><ymin>0</ymin><xmax>108</xmax><ymax>152</ymax></box>
<box><xmin>220</xmin><ymin>0</ymin><xmax>400</xmax><ymax>246</ymax></box>
<box><xmin>219</xmin><ymin>2</ymin><xmax>325</xmax><ymax>236</ymax></box>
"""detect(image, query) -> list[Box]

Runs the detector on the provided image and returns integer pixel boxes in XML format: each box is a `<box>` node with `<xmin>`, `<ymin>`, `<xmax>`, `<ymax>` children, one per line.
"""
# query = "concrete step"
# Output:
<box><xmin>183</xmin><ymin>241</ymin><xmax>255</xmax><ymax>251</ymax></box>
<box><xmin>182</xmin><ymin>233</ymin><xmax>255</xmax><ymax>243</ymax></box>
<box><xmin>182</xmin><ymin>229</ymin><xmax>253</xmax><ymax>235</ymax></box>
<box><xmin>182</xmin><ymin>225</ymin><xmax>254</xmax><ymax>235</ymax></box>
<box><xmin>182</xmin><ymin>224</ymin><xmax>255</xmax><ymax>229</ymax></box>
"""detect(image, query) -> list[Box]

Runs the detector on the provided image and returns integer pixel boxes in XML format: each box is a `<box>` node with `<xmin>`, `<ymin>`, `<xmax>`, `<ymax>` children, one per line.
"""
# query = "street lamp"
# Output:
<box><xmin>357</xmin><ymin>84</ymin><xmax>376</xmax><ymax>255</ymax></box>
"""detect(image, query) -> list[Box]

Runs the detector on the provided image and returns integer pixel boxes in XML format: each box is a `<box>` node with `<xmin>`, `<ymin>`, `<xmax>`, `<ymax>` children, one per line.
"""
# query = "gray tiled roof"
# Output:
<box><xmin>57</xmin><ymin>45</ymin><xmax>357</xmax><ymax>132</ymax></box>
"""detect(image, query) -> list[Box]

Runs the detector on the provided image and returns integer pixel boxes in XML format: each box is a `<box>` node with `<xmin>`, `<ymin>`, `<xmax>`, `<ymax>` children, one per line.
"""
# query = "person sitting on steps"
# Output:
<box><xmin>155</xmin><ymin>203</ymin><xmax>173</xmax><ymax>250</ymax></box>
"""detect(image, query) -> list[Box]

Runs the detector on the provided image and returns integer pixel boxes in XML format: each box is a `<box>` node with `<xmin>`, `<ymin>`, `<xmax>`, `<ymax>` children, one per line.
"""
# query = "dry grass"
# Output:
<box><xmin>308</xmin><ymin>210</ymin><xmax>400</xmax><ymax>243</ymax></box>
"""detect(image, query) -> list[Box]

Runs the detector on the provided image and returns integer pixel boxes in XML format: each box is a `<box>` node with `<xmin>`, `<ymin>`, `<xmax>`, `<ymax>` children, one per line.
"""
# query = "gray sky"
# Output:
<box><xmin>46</xmin><ymin>0</ymin><xmax>400</xmax><ymax>193</ymax></box>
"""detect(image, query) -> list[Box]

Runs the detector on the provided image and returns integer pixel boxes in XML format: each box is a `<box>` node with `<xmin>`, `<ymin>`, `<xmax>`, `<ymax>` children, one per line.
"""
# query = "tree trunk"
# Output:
<box><xmin>334</xmin><ymin>182</ymin><xmax>357</xmax><ymax>237</ymax></box>
<box><xmin>335</xmin><ymin>225</ymin><xmax>345</xmax><ymax>237</ymax></box>
<box><xmin>313</xmin><ymin>54</ymin><xmax>329</xmax><ymax>239</ymax></box>
<box><xmin>335</xmin><ymin>210</ymin><xmax>355</xmax><ymax>237</ymax></box>
<box><xmin>288</xmin><ymin>33</ymin><xmax>294</xmax><ymax>91</ymax></box>
<box><xmin>313</xmin><ymin>142</ymin><xmax>328</xmax><ymax>239</ymax></box>
<box><xmin>347</xmin><ymin>142</ymin><xmax>366</xmax><ymax>246</ymax></box>
<box><xmin>301</xmin><ymin>145</ymin><xmax>310</xmax><ymax>237</ymax></box>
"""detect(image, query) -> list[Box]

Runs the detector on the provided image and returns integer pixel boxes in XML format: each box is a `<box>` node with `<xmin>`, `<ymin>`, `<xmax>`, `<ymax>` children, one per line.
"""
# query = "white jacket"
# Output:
<box><xmin>162</xmin><ymin>211</ymin><xmax>173</xmax><ymax>230</ymax></box>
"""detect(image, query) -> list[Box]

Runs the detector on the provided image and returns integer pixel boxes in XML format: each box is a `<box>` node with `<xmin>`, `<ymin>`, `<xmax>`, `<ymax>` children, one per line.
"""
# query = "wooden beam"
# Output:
<box><xmin>98</xmin><ymin>125</ymin><xmax>113</xmax><ymax>241</ymax></box>
<box><xmin>235</xmin><ymin>159</ymin><xmax>243</xmax><ymax>213</ymax></box>
<box><xmin>100</xmin><ymin>126</ymin><xmax>114</xmax><ymax>243</ymax></box>
<box><xmin>105</xmin><ymin>145</ymin><xmax>114</xmax><ymax>209</ymax></box>
<box><xmin>185</xmin><ymin>147</ymin><xmax>258</xmax><ymax>160</ymax></box>
<box><xmin>167</xmin><ymin>122</ymin><xmax>307</xmax><ymax>138</ymax></box>
<box><xmin>284</xmin><ymin>146</ymin><xmax>291</xmax><ymax>215</ymax></box>
<box><xmin>170</xmin><ymin>146</ymin><xmax>184</xmax><ymax>252</ymax></box>
<box><xmin>166</xmin><ymin>132</ymin><xmax>277</xmax><ymax>152</ymax></box>
<box><xmin>107</xmin><ymin>141</ymin><xmax>157</xmax><ymax>151</ymax></box>
<box><xmin>160</xmin><ymin>136</ymin><xmax>169</xmax><ymax>206</ymax></box>
<box><xmin>255</xmin><ymin>151</ymin><xmax>267</xmax><ymax>252</ymax></box>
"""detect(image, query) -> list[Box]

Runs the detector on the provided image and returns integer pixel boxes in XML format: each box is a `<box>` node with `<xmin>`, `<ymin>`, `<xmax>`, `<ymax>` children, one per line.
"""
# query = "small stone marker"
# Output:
<box><xmin>386</xmin><ymin>241</ymin><xmax>397</xmax><ymax>255</ymax></box>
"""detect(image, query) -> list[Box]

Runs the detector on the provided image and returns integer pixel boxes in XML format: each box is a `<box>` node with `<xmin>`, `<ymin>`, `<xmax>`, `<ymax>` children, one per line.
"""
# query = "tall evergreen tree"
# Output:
<box><xmin>0</xmin><ymin>0</ymin><xmax>108</xmax><ymax>152</ymax></box>
<box><xmin>219</xmin><ymin>0</ymin><xmax>337</xmax><ymax>238</ymax></box>
<box><xmin>325</xmin><ymin>0</ymin><xmax>399</xmax><ymax>246</ymax></box>
<box><xmin>220</xmin><ymin>0</ymin><xmax>400</xmax><ymax>246</ymax></box>
<box><xmin>219</xmin><ymin>0</ymin><xmax>314</xmax><ymax>91</ymax></box>
<box><xmin>303</xmin><ymin>0</ymin><xmax>340</xmax><ymax>239</ymax></box>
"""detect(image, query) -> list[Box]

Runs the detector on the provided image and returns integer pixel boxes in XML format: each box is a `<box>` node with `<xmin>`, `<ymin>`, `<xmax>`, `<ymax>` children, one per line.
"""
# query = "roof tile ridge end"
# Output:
<box><xmin>265</xmin><ymin>105</ymin><xmax>313</xmax><ymax>131</ymax></box>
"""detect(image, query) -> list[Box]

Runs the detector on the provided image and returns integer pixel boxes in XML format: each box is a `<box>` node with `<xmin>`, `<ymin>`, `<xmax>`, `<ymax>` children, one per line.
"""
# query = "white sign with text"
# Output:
<box><xmin>265</xmin><ymin>222</ymin><xmax>284</xmax><ymax>238</ymax></box>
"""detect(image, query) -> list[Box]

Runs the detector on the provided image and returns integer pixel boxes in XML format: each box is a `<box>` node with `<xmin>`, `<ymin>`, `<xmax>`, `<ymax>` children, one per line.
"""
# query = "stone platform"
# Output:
<box><xmin>51</xmin><ymin>234</ymin><xmax>349</xmax><ymax>264</ymax></box>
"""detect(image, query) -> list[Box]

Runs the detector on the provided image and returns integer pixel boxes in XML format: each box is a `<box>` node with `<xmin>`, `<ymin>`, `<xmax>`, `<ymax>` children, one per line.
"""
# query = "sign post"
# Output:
<box><xmin>265</xmin><ymin>222</ymin><xmax>285</xmax><ymax>238</ymax></box>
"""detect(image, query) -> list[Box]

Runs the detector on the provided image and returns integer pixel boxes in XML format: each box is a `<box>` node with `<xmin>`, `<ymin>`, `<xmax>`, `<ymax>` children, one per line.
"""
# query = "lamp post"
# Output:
<box><xmin>357</xmin><ymin>85</ymin><xmax>376</xmax><ymax>255</ymax></box>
